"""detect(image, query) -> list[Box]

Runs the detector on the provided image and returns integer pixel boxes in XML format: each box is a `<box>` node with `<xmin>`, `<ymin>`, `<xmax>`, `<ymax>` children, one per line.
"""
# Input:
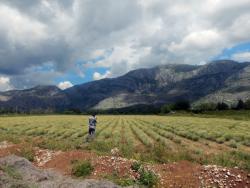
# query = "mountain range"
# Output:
<box><xmin>0</xmin><ymin>60</ymin><xmax>250</xmax><ymax>112</ymax></box>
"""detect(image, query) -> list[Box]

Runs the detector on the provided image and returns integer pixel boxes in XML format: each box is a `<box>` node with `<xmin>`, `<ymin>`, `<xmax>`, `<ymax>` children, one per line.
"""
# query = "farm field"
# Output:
<box><xmin>0</xmin><ymin>115</ymin><xmax>249</xmax><ymax>172</ymax></box>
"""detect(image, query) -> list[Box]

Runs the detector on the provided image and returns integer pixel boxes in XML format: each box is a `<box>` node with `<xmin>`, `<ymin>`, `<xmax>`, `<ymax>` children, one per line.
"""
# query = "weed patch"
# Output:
<box><xmin>72</xmin><ymin>160</ymin><xmax>94</xmax><ymax>177</ymax></box>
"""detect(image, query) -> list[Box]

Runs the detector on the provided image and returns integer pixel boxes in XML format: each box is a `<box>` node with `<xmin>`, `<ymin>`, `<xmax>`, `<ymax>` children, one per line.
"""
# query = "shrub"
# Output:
<box><xmin>161</xmin><ymin>105</ymin><xmax>171</xmax><ymax>114</ymax></box>
<box><xmin>186</xmin><ymin>133</ymin><xmax>199</xmax><ymax>141</ymax></box>
<box><xmin>245</xmin><ymin>99</ymin><xmax>250</xmax><ymax>109</ymax></box>
<box><xmin>172</xmin><ymin>100</ymin><xmax>190</xmax><ymax>111</ymax></box>
<box><xmin>72</xmin><ymin>160</ymin><xmax>94</xmax><ymax>177</ymax></box>
<box><xmin>164</xmin><ymin>133</ymin><xmax>174</xmax><ymax>140</ymax></box>
<box><xmin>235</xmin><ymin>99</ymin><xmax>245</xmax><ymax>110</ymax></box>
<box><xmin>194</xmin><ymin>103</ymin><xmax>217</xmax><ymax>111</ymax></box>
<box><xmin>228</xmin><ymin>140</ymin><xmax>237</xmax><ymax>148</ymax></box>
<box><xmin>138</xmin><ymin>168</ymin><xmax>158</xmax><ymax>187</ymax></box>
<box><xmin>242</xmin><ymin>140</ymin><xmax>250</xmax><ymax>147</ymax></box>
<box><xmin>153</xmin><ymin>143</ymin><xmax>168</xmax><ymax>163</ymax></box>
<box><xmin>216</xmin><ymin>137</ymin><xmax>225</xmax><ymax>144</ymax></box>
<box><xmin>173</xmin><ymin>137</ymin><xmax>181</xmax><ymax>144</ymax></box>
<box><xmin>19</xmin><ymin>147</ymin><xmax>35</xmax><ymax>162</ymax></box>
<box><xmin>216</xmin><ymin>102</ymin><xmax>229</xmax><ymax>110</ymax></box>
<box><xmin>224</xmin><ymin>134</ymin><xmax>232</xmax><ymax>141</ymax></box>
<box><xmin>131</xmin><ymin>161</ymin><xmax>142</xmax><ymax>172</ymax></box>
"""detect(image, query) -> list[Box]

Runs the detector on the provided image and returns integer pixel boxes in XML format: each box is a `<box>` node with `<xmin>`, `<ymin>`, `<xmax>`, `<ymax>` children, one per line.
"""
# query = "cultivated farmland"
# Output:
<box><xmin>0</xmin><ymin>115</ymin><xmax>249</xmax><ymax>172</ymax></box>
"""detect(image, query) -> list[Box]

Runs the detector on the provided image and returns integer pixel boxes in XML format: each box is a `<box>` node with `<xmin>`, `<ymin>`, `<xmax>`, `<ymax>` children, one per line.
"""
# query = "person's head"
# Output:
<box><xmin>92</xmin><ymin>113</ymin><xmax>96</xmax><ymax>117</ymax></box>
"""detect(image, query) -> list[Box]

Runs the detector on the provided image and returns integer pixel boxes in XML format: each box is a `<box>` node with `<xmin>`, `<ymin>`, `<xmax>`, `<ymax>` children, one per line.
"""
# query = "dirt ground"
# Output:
<box><xmin>0</xmin><ymin>141</ymin><xmax>249</xmax><ymax>188</ymax></box>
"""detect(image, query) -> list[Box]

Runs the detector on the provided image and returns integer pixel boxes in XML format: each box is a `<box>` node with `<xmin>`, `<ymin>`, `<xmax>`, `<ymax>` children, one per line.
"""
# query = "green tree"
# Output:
<box><xmin>244</xmin><ymin>99</ymin><xmax>250</xmax><ymax>110</ymax></box>
<box><xmin>173</xmin><ymin>100</ymin><xmax>190</xmax><ymax>110</ymax></box>
<box><xmin>194</xmin><ymin>103</ymin><xmax>217</xmax><ymax>111</ymax></box>
<box><xmin>161</xmin><ymin>104</ymin><xmax>171</xmax><ymax>114</ymax></box>
<box><xmin>216</xmin><ymin>102</ymin><xmax>229</xmax><ymax>110</ymax></box>
<box><xmin>236</xmin><ymin>99</ymin><xmax>245</xmax><ymax>110</ymax></box>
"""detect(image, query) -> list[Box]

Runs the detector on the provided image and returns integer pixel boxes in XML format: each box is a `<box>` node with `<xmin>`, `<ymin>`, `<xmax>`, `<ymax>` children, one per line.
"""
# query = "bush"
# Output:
<box><xmin>173</xmin><ymin>100</ymin><xmax>190</xmax><ymax>111</ymax></box>
<box><xmin>193</xmin><ymin>103</ymin><xmax>217</xmax><ymax>111</ymax></box>
<box><xmin>72</xmin><ymin>160</ymin><xmax>94</xmax><ymax>177</ymax></box>
<box><xmin>245</xmin><ymin>99</ymin><xmax>250</xmax><ymax>109</ymax></box>
<box><xmin>186</xmin><ymin>133</ymin><xmax>199</xmax><ymax>141</ymax></box>
<box><xmin>236</xmin><ymin>99</ymin><xmax>245</xmax><ymax>110</ymax></box>
<box><xmin>153</xmin><ymin>143</ymin><xmax>168</xmax><ymax>163</ymax></box>
<box><xmin>161</xmin><ymin>105</ymin><xmax>171</xmax><ymax>114</ymax></box>
<box><xmin>19</xmin><ymin>147</ymin><xmax>35</xmax><ymax>162</ymax></box>
<box><xmin>242</xmin><ymin>140</ymin><xmax>250</xmax><ymax>147</ymax></box>
<box><xmin>217</xmin><ymin>102</ymin><xmax>229</xmax><ymax>110</ymax></box>
<box><xmin>216</xmin><ymin>137</ymin><xmax>225</xmax><ymax>144</ymax></box>
<box><xmin>138</xmin><ymin>168</ymin><xmax>158</xmax><ymax>187</ymax></box>
<box><xmin>164</xmin><ymin>133</ymin><xmax>174</xmax><ymax>140</ymax></box>
<box><xmin>224</xmin><ymin>134</ymin><xmax>232</xmax><ymax>141</ymax></box>
<box><xmin>228</xmin><ymin>140</ymin><xmax>237</xmax><ymax>148</ymax></box>
<box><xmin>131</xmin><ymin>161</ymin><xmax>142</xmax><ymax>172</ymax></box>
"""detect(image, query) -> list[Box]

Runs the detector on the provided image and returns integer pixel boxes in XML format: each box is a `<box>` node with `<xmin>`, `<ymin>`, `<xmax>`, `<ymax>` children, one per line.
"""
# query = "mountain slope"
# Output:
<box><xmin>0</xmin><ymin>60</ymin><xmax>250</xmax><ymax>112</ymax></box>
<box><xmin>0</xmin><ymin>86</ymin><xmax>69</xmax><ymax>112</ymax></box>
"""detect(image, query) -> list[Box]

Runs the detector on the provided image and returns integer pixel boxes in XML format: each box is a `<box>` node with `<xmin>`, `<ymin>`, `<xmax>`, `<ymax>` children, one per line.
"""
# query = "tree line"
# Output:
<box><xmin>161</xmin><ymin>99</ymin><xmax>250</xmax><ymax>114</ymax></box>
<box><xmin>0</xmin><ymin>99</ymin><xmax>250</xmax><ymax>115</ymax></box>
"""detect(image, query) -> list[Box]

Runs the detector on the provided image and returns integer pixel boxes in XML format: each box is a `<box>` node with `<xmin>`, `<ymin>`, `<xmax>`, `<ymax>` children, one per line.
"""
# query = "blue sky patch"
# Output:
<box><xmin>213</xmin><ymin>42</ymin><xmax>250</xmax><ymax>61</ymax></box>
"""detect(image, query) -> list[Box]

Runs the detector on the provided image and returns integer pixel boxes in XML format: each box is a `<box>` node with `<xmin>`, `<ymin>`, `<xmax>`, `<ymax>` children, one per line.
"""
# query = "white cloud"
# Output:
<box><xmin>169</xmin><ymin>30</ymin><xmax>221</xmax><ymax>52</ymax></box>
<box><xmin>0</xmin><ymin>4</ymin><xmax>47</xmax><ymax>47</ymax></box>
<box><xmin>90</xmin><ymin>49</ymin><xmax>106</xmax><ymax>59</ymax></box>
<box><xmin>57</xmin><ymin>81</ymin><xmax>73</xmax><ymax>90</ymax></box>
<box><xmin>0</xmin><ymin>76</ymin><xmax>13</xmax><ymax>91</ymax></box>
<box><xmin>94</xmin><ymin>43</ymin><xmax>152</xmax><ymax>76</ymax></box>
<box><xmin>0</xmin><ymin>0</ymin><xmax>250</xmax><ymax>88</ymax></box>
<box><xmin>93</xmin><ymin>71</ymin><xmax>111</xmax><ymax>80</ymax></box>
<box><xmin>231</xmin><ymin>52</ymin><xmax>250</xmax><ymax>62</ymax></box>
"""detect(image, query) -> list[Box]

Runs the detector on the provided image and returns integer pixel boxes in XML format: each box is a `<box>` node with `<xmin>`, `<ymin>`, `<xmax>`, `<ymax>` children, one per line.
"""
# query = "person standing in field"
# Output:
<box><xmin>87</xmin><ymin>114</ymin><xmax>97</xmax><ymax>141</ymax></box>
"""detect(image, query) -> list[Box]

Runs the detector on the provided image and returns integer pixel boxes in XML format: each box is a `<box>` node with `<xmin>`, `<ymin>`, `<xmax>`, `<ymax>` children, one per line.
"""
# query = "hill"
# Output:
<box><xmin>0</xmin><ymin>60</ymin><xmax>250</xmax><ymax>112</ymax></box>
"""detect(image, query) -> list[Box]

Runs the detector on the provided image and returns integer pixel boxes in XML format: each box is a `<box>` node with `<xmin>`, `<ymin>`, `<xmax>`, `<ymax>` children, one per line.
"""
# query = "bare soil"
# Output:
<box><xmin>0</xmin><ymin>141</ymin><xmax>249</xmax><ymax>188</ymax></box>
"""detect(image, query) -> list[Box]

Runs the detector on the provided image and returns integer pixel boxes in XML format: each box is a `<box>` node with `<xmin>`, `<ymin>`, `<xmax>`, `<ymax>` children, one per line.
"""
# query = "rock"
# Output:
<box><xmin>111</xmin><ymin>148</ymin><xmax>120</xmax><ymax>157</ymax></box>
<box><xmin>0</xmin><ymin>155</ymin><xmax>122</xmax><ymax>188</ymax></box>
<box><xmin>0</xmin><ymin>141</ymin><xmax>13</xmax><ymax>149</ymax></box>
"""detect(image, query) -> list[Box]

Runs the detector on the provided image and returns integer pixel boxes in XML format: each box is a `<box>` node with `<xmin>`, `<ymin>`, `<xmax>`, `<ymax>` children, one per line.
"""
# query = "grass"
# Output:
<box><xmin>0</xmin><ymin>114</ymin><xmax>249</xmax><ymax>172</ymax></box>
<box><xmin>19</xmin><ymin>146</ymin><xmax>35</xmax><ymax>162</ymax></box>
<box><xmin>0</xmin><ymin>165</ymin><xmax>23</xmax><ymax>180</ymax></box>
<box><xmin>138</xmin><ymin>168</ymin><xmax>158</xmax><ymax>187</ymax></box>
<box><xmin>72</xmin><ymin>160</ymin><xmax>94</xmax><ymax>177</ymax></box>
<box><xmin>131</xmin><ymin>161</ymin><xmax>142</xmax><ymax>172</ymax></box>
<box><xmin>102</xmin><ymin>173</ymin><xmax>135</xmax><ymax>187</ymax></box>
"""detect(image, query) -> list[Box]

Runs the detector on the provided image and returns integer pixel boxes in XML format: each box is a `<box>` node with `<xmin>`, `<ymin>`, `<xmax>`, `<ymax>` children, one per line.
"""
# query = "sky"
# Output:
<box><xmin>0</xmin><ymin>0</ymin><xmax>250</xmax><ymax>91</ymax></box>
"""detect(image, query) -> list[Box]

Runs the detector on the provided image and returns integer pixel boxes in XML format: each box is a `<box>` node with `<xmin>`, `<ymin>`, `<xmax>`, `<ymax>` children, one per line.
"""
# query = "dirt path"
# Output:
<box><xmin>0</xmin><ymin>141</ymin><xmax>249</xmax><ymax>188</ymax></box>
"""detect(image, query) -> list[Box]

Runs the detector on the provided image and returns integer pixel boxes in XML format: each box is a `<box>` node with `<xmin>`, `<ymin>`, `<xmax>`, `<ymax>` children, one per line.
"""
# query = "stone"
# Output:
<box><xmin>0</xmin><ymin>155</ymin><xmax>122</xmax><ymax>188</ymax></box>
